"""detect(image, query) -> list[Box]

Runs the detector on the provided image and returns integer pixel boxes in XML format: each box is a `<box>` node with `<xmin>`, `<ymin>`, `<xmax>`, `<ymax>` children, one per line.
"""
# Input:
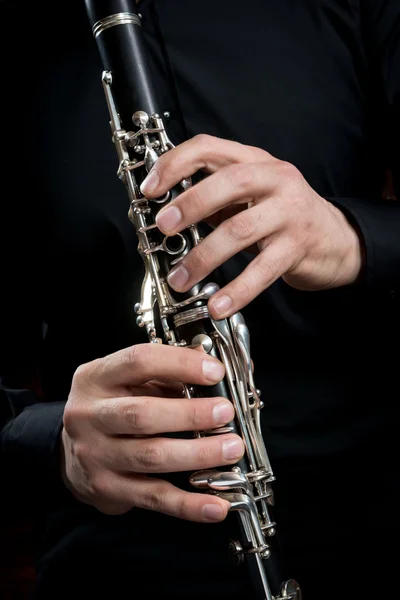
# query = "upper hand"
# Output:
<box><xmin>140</xmin><ymin>134</ymin><xmax>364</xmax><ymax>319</ymax></box>
<box><xmin>62</xmin><ymin>343</ymin><xmax>244</xmax><ymax>521</ymax></box>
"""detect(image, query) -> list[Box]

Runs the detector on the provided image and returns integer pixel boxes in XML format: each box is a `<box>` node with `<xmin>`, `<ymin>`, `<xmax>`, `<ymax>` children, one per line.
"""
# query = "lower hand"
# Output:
<box><xmin>140</xmin><ymin>134</ymin><xmax>364</xmax><ymax>318</ymax></box>
<box><xmin>62</xmin><ymin>343</ymin><xmax>244</xmax><ymax>521</ymax></box>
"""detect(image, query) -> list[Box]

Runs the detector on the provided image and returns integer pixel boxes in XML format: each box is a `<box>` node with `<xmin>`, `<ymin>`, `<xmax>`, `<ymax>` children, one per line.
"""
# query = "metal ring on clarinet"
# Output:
<box><xmin>92</xmin><ymin>13</ymin><xmax>141</xmax><ymax>37</ymax></box>
<box><xmin>84</xmin><ymin>2</ymin><xmax>303</xmax><ymax>598</ymax></box>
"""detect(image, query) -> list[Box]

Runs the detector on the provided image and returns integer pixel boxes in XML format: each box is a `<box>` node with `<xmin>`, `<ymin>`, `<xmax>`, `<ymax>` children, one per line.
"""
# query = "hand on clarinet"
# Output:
<box><xmin>61</xmin><ymin>343</ymin><xmax>244</xmax><ymax>521</ymax></box>
<box><xmin>140</xmin><ymin>134</ymin><xmax>365</xmax><ymax>319</ymax></box>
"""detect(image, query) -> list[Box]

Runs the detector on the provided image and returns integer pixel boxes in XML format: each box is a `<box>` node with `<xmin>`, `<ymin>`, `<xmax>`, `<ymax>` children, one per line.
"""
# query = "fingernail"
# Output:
<box><xmin>222</xmin><ymin>438</ymin><xmax>244</xmax><ymax>460</ymax></box>
<box><xmin>213</xmin><ymin>401</ymin><xmax>234</xmax><ymax>425</ymax></box>
<box><xmin>202</xmin><ymin>359</ymin><xmax>225</xmax><ymax>382</ymax></box>
<box><xmin>167</xmin><ymin>264</ymin><xmax>189</xmax><ymax>290</ymax></box>
<box><xmin>210</xmin><ymin>295</ymin><xmax>233</xmax><ymax>317</ymax></box>
<box><xmin>140</xmin><ymin>169</ymin><xmax>160</xmax><ymax>196</ymax></box>
<box><xmin>156</xmin><ymin>206</ymin><xmax>182</xmax><ymax>232</ymax></box>
<box><xmin>202</xmin><ymin>504</ymin><xmax>224</xmax><ymax>522</ymax></box>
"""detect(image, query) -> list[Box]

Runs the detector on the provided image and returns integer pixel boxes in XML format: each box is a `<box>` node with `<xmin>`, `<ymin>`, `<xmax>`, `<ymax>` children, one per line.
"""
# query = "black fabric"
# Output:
<box><xmin>329</xmin><ymin>195</ymin><xmax>400</xmax><ymax>292</ymax></box>
<box><xmin>0</xmin><ymin>396</ymin><xmax>65</xmax><ymax>513</ymax></box>
<box><xmin>1</xmin><ymin>0</ymin><xmax>400</xmax><ymax>598</ymax></box>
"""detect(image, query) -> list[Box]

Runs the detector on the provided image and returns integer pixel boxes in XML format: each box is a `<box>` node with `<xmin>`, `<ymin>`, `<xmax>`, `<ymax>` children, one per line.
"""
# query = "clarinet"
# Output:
<box><xmin>84</xmin><ymin>2</ymin><xmax>301</xmax><ymax>599</ymax></box>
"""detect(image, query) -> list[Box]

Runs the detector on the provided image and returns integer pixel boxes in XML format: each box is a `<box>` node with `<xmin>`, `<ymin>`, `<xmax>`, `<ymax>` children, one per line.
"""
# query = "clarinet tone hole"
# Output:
<box><xmin>163</xmin><ymin>233</ymin><xmax>187</xmax><ymax>255</ymax></box>
<box><xmin>151</xmin><ymin>191</ymin><xmax>171</xmax><ymax>204</ymax></box>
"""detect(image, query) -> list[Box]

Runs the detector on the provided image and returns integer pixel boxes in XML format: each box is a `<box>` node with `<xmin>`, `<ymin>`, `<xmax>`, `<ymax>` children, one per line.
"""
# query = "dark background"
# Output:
<box><xmin>0</xmin><ymin>0</ymin><xmax>398</xmax><ymax>597</ymax></box>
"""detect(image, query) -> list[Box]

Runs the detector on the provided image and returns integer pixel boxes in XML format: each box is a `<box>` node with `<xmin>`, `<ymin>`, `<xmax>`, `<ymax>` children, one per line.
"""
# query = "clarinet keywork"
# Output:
<box><xmin>84</xmin><ymin>2</ymin><xmax>301</xmax><ymax>598</ymax></box>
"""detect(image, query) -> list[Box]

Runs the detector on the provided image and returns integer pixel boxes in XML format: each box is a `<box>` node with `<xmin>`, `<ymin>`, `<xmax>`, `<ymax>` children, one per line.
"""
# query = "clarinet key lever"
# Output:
<box><xmin>84</xmin><ymin>2</ymin><xmax>302</xmax><ymax>598</ymax></box>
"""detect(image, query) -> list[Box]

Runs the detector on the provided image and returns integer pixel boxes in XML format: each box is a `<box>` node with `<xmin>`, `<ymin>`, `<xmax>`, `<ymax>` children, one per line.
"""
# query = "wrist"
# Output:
<box><xmin>60</xmin><ymin>427</ymin><xmax>93</xmax><ymax>505</ymax></box>
<box><xmin>329</xmin><ymin>202</ymin><xmax>366</xmax><ymax>286</ymax></box>
<box><xmin>60</xmin><ymin>428</ymin><xmax>78</xmax><ymax>498</ymax></box>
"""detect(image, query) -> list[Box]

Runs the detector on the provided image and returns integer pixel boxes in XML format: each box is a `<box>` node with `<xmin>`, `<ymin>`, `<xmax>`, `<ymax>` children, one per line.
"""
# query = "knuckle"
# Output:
<box><xmin>71</xmin><ymin>358</ymin><xmax>103</xmax><ymax>393</ymax></box>
<box><xmin>229</xmin><ymin>163</ymin><xmax>257</xmax><ymax>191</ymax></box>
<box><xmin>190</xmin><ymin>242</ymin><xmax>214</xmax><ymax>272</ymax></box>
<box><xmin>246</xmin><ymin>144</ymin><xmax>270</xmax><ymax>161</ymax></box>
<box><xmin>234</xmin><ymin>277</ymin><xmax>253</xmax><ymax>301</ymax></box>
<box><xmin>93</xmin><ymin>399</ymin><xmax>115</xmax><ymax>427</ymax></box>
<box><xmin>175</xmin><ymin>496</ymin><xmax>192</xmax><ymax>520</ymax></box>
<box><xmin>72</xmin><ymin>363</ymin><xmax>90</xmax><ymax>382</ymax></box>
<box><xmin>124</xmin><ymin>344</ymin><xmax>150</xmax><ymax>375</ymax></box>
<box><xmin>138</xmin><ymin>440</ymin><xmax>166</xmax><ymax>471</ymax></box>
<box><xmin>180</xmin><ymin>348</ymin><xmax>198</xmax><ymax>377</ymax></box>
<box><xmin>224</xmin><ymin>213</ymin><xmax>256</xmax><ymax>244</ymax></box>
<box><xmin>189</xmin><ymin>400</ymin><xmax>209</xmax><ymax>430</ymax></box>
<box><xmin>62</xmin><ymin>403</ymin><xmax>75</xmax><ymax>432</ymax></box>
<box><xmin>253</xmin><ymin>253</ymin><xmax>279</xmax><ymax>281</ymax></box>
<box><xmin>145</xmin><ymin>484</ymin><xmax>168</xmax><ymax>513</ymax></box>
<box><xmin>124</xmin><ymin>398</ymin><xmax>151</xmax><ymax>434</ymax></box>
<box><xmin>193</xmin><ymin>133</ymin><xmax>213</xmax><ymax>151</ymax></box>
<box><xmin>72</xmin><ymin>441</ymin><xmax>92</xmax><ymax>468</ymax></box>
<box><xmin>124</xmin><ymin>343</ymin><xmax>142</xmax><ymax>366</ymax></box>
<box><xmin>72</xmin><ymin>361</ymin><xmax>96</xmax><ymax>385</ymax></box>
<box><xmin>196</xmin><ymin>440</ymin><xmax>216</xmax><ymax>466</ymax></box>
<box><xmin>277</xmin><ymin>160</ymin><xmax>297</xmax><ymax>176</ymax></box>
<box><xmin>276</xmin><ymin>160</ymin><xmax>301</xmax><ymax>183</ymax></box>
<box><xmin>63</xmin><ymin>401</ymin><xmax>85</xmax><ymax>435</ymax></box>
<box><xmin>186</xmin><ymin>181</ymin><xmax>206</xmax><ymax>215</ymax></box>
<box><xmin>90</xmin><ymin>472</ymin><xmax>112</xmax><ymax>500</ymax></box>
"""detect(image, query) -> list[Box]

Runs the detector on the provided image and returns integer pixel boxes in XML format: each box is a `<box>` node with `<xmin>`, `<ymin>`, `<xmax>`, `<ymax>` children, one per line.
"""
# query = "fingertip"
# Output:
<box><xmin>201</xmin><ymin>500</ymin><xmax>230</xmax><ymax>522</ymax></box>
<box><xmin>208</xmin><ymin>294</ymin><xmax>234</xmax><ymax>319</ymax></box>
<box><xmin>222</xmin><ymin>436</ymin><xmax>245</xmax><ymax>462</ymax></box>
<box><xmin>155</xmin><ymin>204</ymin><xmax>183</xmax><ymax>235</ymax></box>
<box><xmin>167</xmin><ymin>263</ymin><xmax>189</xmax><ymax>291</ymax></box>
<box><xmin>202</xmin><ymin>358</ymin><xmax>226</xmax><ymax>383</ymax></box>
<box><xmin>213</xmin><ymin>399</ymin><xmax>235</xmax><ymax>425</ymax></box>
<box><xmin>140</xmin><ymin>168</ymin><xmax>160</xmax><ymax>197</ymax></box>
<box><xmin>220</xmin><ymin>498</ymin><xmax>232</xmax><ymax>515</ymax></box>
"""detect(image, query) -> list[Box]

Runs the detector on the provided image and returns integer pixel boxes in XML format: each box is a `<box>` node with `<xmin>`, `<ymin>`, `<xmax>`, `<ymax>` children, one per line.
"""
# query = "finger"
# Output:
<box><xmin>154</xmin><ymin>162</ymin><xmax>280</xmax><ymax>236</ymax></box>
<box><xmin>108</xmin><ymin>433</ymin><xmax>245</xmax><ymax>473</ymax></box>
<box><xmin>94</xmin><ymin>395</ymin><xmax>235</xmax><ymax>435</ymax></box>
<box><xmin>140</xmin><ymin>133</ymin><xmax>271</xmax><ymax>198</ymax></box>
<box><xmin>133</xmin><ymin>380</ymin><xmax>184</xmax><ymax>398</ymax></box>
<box><xmin>207</xmin><ymin>237</ymin><xmax>297</xmax><ymax>318</ymax></box>
<box><xmin>83</xmin><ymin>343</ymin><xmax>226</xmax><ymax>390</ymax></box>
<box><xmin>166</xmin><ymin>201</ymin><xmax>285</xmax><ymax>293</ymax></box>
<box><xmin>96</xmin><ymin>473</ymin><xmax>231</xmax><ymax>522</ymax></box>
<box><xmin>205</xmin><ymin>204</ymin><xmax>248</xmax><ymax>229</ymax></box>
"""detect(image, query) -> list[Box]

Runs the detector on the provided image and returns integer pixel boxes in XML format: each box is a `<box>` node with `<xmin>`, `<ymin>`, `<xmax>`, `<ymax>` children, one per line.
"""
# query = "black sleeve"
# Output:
<box><xmin>326</xmin><ymin>0</ymin><xmax>400</xmax><ymax>298</ymax></box>
<box><xmin>328</xmin><ymin>197</ymin><xmax>400</xmax><ymax>295</ymax></box>
<box><xmin>0</xmin><ymin>2</ymin><xmax>67</xmax><ymax>513</ymax></box>
<box><xmin>0</xmin><ymin>388</ymin><xmax>66</xmax><ymax>513</ymax></box>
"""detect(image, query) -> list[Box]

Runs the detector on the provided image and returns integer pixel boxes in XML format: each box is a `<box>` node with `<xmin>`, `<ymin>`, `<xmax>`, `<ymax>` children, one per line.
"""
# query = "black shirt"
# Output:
<box><xmin>1</xmin><ymin>1</ymin><xmax>400</xmax><ymax>598</ymax></box>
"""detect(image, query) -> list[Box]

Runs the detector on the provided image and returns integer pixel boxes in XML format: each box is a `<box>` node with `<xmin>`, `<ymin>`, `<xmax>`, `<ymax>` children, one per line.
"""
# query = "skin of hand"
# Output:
<box><xmin>61</xmin><ymin>342</ymin><xmax>244</xmax><ymax>522</ymax></box>
<box><xmin>139</xmin><ymin>134</ymin><xmax>364</xmax><ymax>319</ymax></box>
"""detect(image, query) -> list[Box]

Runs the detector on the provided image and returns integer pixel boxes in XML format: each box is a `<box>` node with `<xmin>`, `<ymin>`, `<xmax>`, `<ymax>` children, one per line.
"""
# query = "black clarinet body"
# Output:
<box><xmin>84</xmin><ymin>2</ymin><xmax>302</xmax><ymax>599</ymax></box>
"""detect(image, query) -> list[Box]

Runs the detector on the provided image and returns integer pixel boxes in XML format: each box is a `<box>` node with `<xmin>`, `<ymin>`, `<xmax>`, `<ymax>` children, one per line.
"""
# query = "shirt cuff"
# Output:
<box><xmin>327</xmin><ymin>196</ymin><xmax>400</xmax><ymax>300</ymax></box>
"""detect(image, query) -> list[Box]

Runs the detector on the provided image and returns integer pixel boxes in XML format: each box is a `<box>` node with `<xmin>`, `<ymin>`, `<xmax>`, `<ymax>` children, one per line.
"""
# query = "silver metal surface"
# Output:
<box><xmin>189</xmin><ymin>334</ymin><xmax>213</xmax><ymax>353</ymax></box>
<box><xmin>173</xmin><ymin>305</ymin><xmax>209</xmax><ymax>328</ymax></box>
<box><xmin>99</xmin><ymin>69</ymin><xmax>301</xmax><ymax>600</ymax></box>
<box><xmin>92</xmin><ymin>12</ymin><xmax>141</xmax><ymax>37</ymax></box>
<box><xmin>280</xmin><ymin>580</ymin><xmax>302</xmax><ymax>600</ymax></box>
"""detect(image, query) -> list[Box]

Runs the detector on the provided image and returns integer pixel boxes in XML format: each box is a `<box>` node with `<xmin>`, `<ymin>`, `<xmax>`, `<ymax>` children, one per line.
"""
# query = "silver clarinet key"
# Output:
<box><xmin>85</xmin><ymin>2</ymin><xmax>302</xmax><ymax>598</ymax></box>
